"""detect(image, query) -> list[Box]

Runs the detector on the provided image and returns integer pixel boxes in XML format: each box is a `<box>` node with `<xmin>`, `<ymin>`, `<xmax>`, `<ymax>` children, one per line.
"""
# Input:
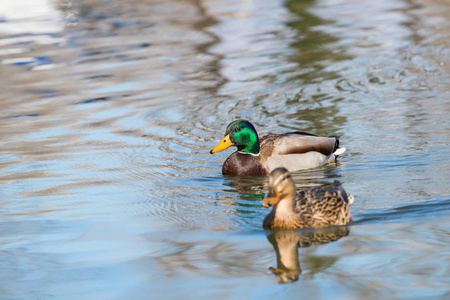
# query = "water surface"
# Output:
<box><xmin>0</xmin><ymin>0</ymin><xmax>449</xmax><ymax>298</ymax></box>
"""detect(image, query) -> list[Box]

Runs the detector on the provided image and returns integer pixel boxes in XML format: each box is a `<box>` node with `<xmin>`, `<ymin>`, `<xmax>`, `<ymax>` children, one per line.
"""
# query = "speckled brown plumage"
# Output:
<box><xmin>263</xmin><ymin>168</ymin><xmax>353</xmax><ymax>229</ymax></box>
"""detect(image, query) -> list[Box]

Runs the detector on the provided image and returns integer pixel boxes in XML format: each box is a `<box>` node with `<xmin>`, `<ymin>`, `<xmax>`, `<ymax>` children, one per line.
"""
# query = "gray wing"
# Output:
<box><xmin>262</xmin><ymin>132</ymin><xmax>339</xmax><ymax>157</ymax></box>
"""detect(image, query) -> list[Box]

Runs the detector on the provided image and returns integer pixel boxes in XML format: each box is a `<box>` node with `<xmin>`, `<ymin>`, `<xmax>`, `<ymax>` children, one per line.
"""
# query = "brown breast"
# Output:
<box><xmin>222</xmin><ymin>152</ymin><xmax>268</xmax><ymax>176</ymax></box>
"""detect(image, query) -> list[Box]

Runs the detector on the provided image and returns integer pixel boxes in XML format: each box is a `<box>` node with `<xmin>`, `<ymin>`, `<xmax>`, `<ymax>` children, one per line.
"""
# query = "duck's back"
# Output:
<box><xmin>260</xmin><ymin>132</ymin><xmax>339</xmax><ymax>157</ymax></box>
<box><xmin>295</xmin><ymin>181</ymin><xmax>352</xmax><ymax>227</ymax></box>
<box><xmin>259</xmin><ymin>133</ymin><xmax>342</xmax><ymax>172</ymax></box>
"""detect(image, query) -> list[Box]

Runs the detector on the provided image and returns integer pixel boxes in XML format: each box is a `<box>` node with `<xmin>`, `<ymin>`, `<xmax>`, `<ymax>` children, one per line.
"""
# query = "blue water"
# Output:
<box><xmin>0</xmin><ymin>0</ymin><xmax>449</xmax><ymax>298</ymax></box>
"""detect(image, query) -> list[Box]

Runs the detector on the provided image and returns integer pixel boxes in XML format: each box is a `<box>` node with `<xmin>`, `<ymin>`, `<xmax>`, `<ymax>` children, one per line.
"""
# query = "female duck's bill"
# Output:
<box><xmin>263</xmin><ymin>185</ymin><xmax>281</xmax><ymax>208</ymax></box>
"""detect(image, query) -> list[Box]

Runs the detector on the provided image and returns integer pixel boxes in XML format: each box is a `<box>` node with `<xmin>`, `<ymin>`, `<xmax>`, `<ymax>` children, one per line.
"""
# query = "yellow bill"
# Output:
<box><xmin>210</xmin><ymin>134</ymin><xmax>234</xmax><ymax>154</ymax></box>
<box><xmin>263</xmin><ymin>186</ymin><xmax>280</xmax><ymax>208</ymax></box>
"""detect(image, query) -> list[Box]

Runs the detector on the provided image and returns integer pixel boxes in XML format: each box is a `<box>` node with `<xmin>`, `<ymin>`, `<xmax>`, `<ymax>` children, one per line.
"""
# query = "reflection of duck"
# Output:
<box><xmin>210</xmin><ymin>120</ymin><xmax>345</xmax><ymax>176</ymax></box>
<box><xmin>263</xmin><ymin>168</ymin><xmax>354</xmax><ymax>229</ymax></box>
<box><xmin>267</xmin><ymin>227</ymin><xmax>349</xmax><ymax>284</ymax></box>
<box><xmin>220</xmin><ymin>166</ymin><xmax>341</xmax><ymax>206</ymax></box>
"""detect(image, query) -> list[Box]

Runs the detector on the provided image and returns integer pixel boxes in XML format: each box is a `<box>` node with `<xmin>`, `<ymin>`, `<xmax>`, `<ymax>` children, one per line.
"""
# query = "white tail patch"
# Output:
<box><xmin>347</xmin><ymin>194</ymin><xmax>354</xmax><ymax>205</ymax></box>
<box><xmin>334</xmin><ymin>147</ymin><xmax>346</xmax><ymax>156</ymax></box>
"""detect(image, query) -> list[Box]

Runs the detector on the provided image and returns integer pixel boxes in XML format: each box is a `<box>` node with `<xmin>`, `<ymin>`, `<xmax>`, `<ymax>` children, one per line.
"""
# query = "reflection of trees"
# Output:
<box><xmin>151</xmin><ymin>238</ymin><xmax>267</xmax><ymax>277</ymax></box>
<box><xmin>285</xmin><ymin>0</ymin><xmax>353</xmax><ymax>84</ymax></box>
<box><xmin>218</xmin><ymin>167</ymin><xmax>344</xmax><ymax>210</ymax></box>
<box><xmin>267</xmin><ymin>226</ymin><xmax>349</xmax><ymax>283</ymax></box>
<box><xmin>221</xmin><ymin>176</ymin><xmax>266</xmax><ymax>203</ymax></box>
<box><xmin>261</xmin><ymin>0</ymin><xmax>355</xmax><ymax>134</ymax></box>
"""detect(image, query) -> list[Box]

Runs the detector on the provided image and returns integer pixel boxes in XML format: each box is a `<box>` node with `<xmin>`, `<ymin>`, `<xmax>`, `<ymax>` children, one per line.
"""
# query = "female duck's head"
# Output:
<box><xmin>263</xmin><ymin>167</ymin><xmax>296</xmax><ymax>208</ymax></box>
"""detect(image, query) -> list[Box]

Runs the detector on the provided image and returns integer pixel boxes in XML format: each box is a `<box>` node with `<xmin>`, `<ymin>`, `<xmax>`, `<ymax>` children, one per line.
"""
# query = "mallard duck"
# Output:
<box><xmin>210</xmin><ymin>120</ymin><xmax>345</xmax><ymax>176</ymax></box>
<box><xmin>263</xmin><ymin>168</ymin><xmax>354</xmax><ymax>229</ymax></box>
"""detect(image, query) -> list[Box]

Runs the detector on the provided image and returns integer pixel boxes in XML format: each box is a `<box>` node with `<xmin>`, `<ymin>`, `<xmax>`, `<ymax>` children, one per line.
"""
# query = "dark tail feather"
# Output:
<box><xmin>333</xmin><ymin>180</ymin><xmax>353</xmax><ymax>204</ymax></box>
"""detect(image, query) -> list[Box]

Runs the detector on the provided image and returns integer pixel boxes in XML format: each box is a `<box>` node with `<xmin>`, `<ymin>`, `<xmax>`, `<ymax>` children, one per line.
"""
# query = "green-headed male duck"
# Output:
<box><xmin>210</xmin><ymin>120</ymin><xmax>345</xmax><ymax>176</ymax></box>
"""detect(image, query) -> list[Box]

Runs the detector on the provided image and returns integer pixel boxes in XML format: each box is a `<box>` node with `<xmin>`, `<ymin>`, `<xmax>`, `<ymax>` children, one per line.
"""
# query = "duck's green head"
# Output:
<box><xmin>210</xmin><ymin>120</ymin><xmax>260</xmax><ymax>155</ymax></box>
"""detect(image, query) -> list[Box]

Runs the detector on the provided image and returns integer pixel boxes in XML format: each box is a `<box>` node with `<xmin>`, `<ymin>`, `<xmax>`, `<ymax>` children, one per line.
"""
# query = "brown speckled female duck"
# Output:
<box><xmin>210</xmin><ymin>120</ymin><xmax>345</xmax><ymax>176</ymax></box>
<box><xmin>263</xmin><ymin>168</ymin><xmax>354</xmax><ymax>229</ymax></box>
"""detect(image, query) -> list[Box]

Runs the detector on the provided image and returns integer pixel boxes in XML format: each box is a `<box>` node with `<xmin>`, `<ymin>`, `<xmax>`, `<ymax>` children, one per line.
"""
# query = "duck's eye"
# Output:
<box><xmin>236</xmin><ymin>127</ymin><xmax>242</xmax><ymax>132</ymax></box>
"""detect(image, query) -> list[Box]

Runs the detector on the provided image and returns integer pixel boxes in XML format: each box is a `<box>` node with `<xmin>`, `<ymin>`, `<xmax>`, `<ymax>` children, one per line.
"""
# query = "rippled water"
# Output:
<box><xmin>1</xmin><ymin>0</ymin><xmax>449</xmax><ymax>298</ymax></box>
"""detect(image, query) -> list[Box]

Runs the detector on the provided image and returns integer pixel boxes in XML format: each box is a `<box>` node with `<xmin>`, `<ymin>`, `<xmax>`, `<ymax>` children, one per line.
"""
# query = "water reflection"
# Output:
<box><xmin>221</xmin><ymin>163</ymin><xmax>345</xmax><ymax>199</ymax></box>
<box><xmin>1</xmin><ymin>0</ymin><xmax>449</xmax><ymax>297</ymax></box>
<box><xmin>285</xmin><ymin>0</ymin><xmax>352</xmax><ymax>83</ymax></box>
<box><xmin>222</xmin><ymin>176</ymin><xmax>266</xmax><ymax>201</ymax></box>
<box><xmin>266</xmin><ymin>227</ymin><xmax>349</xmax><ymax>283</ymax></box>
<box><xmin>218</xmin><ymin>165</ymin><xmax>346</xmax><ymax>225</ymax></box>
<box><xmin>275</xmin><ymin>0</ymin><xmax>352</xmax><ymax>134</ymax></box>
